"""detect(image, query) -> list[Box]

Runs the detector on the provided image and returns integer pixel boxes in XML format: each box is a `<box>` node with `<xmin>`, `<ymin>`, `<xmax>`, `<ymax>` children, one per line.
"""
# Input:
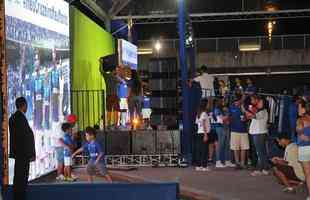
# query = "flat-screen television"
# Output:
<box><xmin>5</xmin><ymin>0</ymin><xmax>70</xmax><ymax>183</ymax></box>
<box><xmin>118</xmin><ymin>39</ymin><xmax>138</xmax><ymax>70</ymax></box>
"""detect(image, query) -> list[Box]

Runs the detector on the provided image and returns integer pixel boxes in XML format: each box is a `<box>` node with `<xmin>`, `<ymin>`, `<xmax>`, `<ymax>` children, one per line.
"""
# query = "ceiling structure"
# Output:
<box><xmin>68</xmin><ymin>0</ymin><xmax>310</xmax><ymax>40</ymax></box>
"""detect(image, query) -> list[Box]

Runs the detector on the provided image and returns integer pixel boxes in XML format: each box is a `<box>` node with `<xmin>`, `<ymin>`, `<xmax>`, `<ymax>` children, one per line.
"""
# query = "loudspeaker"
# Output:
<box><xmin>99</xmin><ymin>54</ymin><xmax>117</xmax><ymax>73</ymax></box>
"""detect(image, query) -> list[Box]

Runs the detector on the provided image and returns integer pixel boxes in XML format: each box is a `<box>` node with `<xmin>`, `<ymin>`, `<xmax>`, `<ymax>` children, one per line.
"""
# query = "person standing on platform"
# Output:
<box><xmin>127</xmin><ymin>70</ymin><xmax>143</xmax><ymax>125</ymax></box>
<box><xmin>104</xmin><ymin>70</ymin><xmax>120</xmax><ymax>129</ymax></box>
<box><xmin>194</xmin><ymin>65</ymin><xmax>214</xmax><ymax>97</ymax></box>
<box><xmin>9</xmin><ymin>97</ymin><xmax>35</xmax><ymax>200</ymax></box>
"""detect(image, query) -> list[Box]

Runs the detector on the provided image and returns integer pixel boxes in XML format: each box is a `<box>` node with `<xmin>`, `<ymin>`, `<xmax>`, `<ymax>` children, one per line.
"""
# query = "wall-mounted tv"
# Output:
<box><xmin>118</xmin><ymin>39</ymin><xmax>138</xmax><ymax>70</ymax></box>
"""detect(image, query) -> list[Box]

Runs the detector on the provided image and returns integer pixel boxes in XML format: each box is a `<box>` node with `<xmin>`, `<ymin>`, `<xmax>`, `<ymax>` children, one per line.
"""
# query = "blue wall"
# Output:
<box><xmin>4</xmin><ymin>183</ymin><xmax>179</xmax><ymax>200</ymax></box>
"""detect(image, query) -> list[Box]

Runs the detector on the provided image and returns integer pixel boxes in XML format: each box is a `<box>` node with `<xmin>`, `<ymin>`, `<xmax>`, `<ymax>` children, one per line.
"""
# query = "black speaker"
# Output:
<box><xmin>99</xmin><ymin>54</ymin><xmax>117</xmax><ymax>73</ymax></box>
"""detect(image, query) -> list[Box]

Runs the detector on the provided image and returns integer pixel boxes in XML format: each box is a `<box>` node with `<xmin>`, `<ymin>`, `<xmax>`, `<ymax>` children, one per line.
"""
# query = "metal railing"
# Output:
<box><xmin>139</xmin><ymin>34</ymin><xmax>310</xmax><ymax>53</ymax></box>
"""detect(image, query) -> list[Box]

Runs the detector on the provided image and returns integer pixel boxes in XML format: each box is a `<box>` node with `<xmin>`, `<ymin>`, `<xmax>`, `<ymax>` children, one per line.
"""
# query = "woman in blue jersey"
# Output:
<box><xmin>296</xmin><ymin>100</ymin><xmax>310</xmax><ymax>200</ymax></box>
<box><xmin>212</xmin><ymin>98</ymin><xmax>231</xmax><ymax>168</ymax></box>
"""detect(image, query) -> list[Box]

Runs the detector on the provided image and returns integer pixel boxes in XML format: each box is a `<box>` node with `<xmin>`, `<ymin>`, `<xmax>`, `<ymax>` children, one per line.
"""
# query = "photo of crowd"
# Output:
<box><xmin>6</xmin><ymin>11</ymin><xmax>70</xmax><ymax>183</ymax></box>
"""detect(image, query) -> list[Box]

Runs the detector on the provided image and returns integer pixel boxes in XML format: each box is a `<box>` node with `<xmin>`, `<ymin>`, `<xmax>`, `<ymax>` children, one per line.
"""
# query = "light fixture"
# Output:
<box><xmin>239</xmin><ymin>43</ymin><xmax>261</xmax><ymax>52</ymax></box>
<box><xmin>264</xmin><ymin>2</ymin><xmax>279</xmax><ymax>43</ymax></box>
<box><xmin>154</xmin><ymin>41</ymin><xmax>161</xmax><ymax>51</ymax></box>
<box><xmin>138</xmin><ymin>48</ymin><xmax>153</xmax><ymax>55</ymax></box>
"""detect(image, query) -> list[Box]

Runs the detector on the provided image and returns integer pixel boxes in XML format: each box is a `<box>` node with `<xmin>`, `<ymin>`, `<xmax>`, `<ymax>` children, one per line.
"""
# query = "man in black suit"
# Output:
<box><xmin>9</xmin><ymin>97</ymin><xmax>35</xmax><ymax>200</ymax></box>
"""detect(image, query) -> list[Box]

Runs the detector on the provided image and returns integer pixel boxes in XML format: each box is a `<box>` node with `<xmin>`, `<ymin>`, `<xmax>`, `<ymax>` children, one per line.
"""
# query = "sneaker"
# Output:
<box><xmin>225</xmin><ymin>161</ymin><xmax>236</xmax><ymax>168</ymax></box>
<box><xmin>262</xmin><ymin>170</ymin><xmax>270</xmax><ymax>176</ymax></box>
<box><xmin>307</xmin><ymin>196</ymin><xmax>310</xmax><ymax>200</ymax></box>
<box><xmin>282</xmin><ymin>187</ymin><xmax>296</xmax><ymax>193</ymax></box>
<box><xmin>202</xmin><ymin>167</ymin><xmax>211</xmax><ymax>172</ymax></box>
<box><xmin>71</xmin><ymin>174</ymin><xmax>78</xmax><ymax>181</ymax></box>
<box><xmin>195</xmin><ymin>166</ymin><xmax>203</xmax><ymax>171</ymax></box>
<box><xmin>215</xmin><ymin>161</ymin><xmax>226</xmax><ymax>168</ymax></box>
<box><xmin>64</xmin><ymin>177</ymin><xmax>75</xmax><ymax>182</ymax></box>
<box><xmin>56</xmin><ymin>174</ymin><xmax>65</xmax><ymax>181</ymax></box>
<box><xmin>251</xmin><ymin>170</ymin><xmax>263</xmax><ymax>177</ymax></box>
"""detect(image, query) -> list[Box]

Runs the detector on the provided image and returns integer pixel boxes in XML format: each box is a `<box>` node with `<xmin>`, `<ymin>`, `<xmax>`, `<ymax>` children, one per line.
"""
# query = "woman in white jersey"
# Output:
<box><xmin>195</xmin><ymin>101</ymin><xmax>211</xmax><ymax>171</ymax></box>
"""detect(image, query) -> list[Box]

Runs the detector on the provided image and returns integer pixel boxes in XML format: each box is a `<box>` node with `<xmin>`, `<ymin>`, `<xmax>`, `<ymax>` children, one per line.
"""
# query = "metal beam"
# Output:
<box><xmin>109</xmin><ymin>0</ymin><xmax>131</xmax><ymax>18</ymax></box>
<box><xmin>114</xmin><ymin>9</ymin><xmax>310</xmax><ymax>24</ymax></box>
<box><xmin>80</xmin><ymin>0</ymin><xmax>111</xmax><ymax>31</ymax></box>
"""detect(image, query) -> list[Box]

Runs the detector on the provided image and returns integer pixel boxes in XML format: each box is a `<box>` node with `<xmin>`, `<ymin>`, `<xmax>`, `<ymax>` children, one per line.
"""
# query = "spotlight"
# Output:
<box><xmin>133</xmin><ymin>118</ymin><xmax>139</xmax><ymax>125</ymax></box>
<box><xmin>154</xmin><ymin>41</ymin><xmax>161</xmax><ymax>52</ymax></box>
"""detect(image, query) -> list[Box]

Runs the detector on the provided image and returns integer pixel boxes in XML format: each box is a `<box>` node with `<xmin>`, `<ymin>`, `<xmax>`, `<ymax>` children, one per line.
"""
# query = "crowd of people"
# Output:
<box><xmin>193</xmin><ymin>73</ymin><xmax>310</xmax><ymax>199</ymax></box>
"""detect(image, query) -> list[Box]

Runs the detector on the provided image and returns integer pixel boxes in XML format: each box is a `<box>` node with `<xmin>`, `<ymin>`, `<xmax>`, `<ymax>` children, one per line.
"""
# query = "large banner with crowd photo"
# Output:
<box><xmin>5</xmin><ymin>0</ymin><xmax>70</xmax><ymax>183</ymax></box>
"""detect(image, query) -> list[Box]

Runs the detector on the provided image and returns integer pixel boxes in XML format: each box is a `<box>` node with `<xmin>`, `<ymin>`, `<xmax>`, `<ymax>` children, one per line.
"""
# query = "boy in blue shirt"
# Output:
<box><xmin>72</xmin><ymin>127</ymin><xmax>112</xmax><ymax>183</ymax></box>
<box><xmin>62</xmin><ymin>123</ymin><xmax>75</xmax><ymax>181</ymax></box>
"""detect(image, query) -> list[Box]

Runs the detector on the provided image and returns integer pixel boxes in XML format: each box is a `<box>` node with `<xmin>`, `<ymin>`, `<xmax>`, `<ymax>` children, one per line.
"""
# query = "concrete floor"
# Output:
<box><xmin>33</xmin><ymin>166</ymin><xmax>307</xmax><ymax>200</ymax></box>
<box><xmin>110</xmin><ymin>167</ymin><xmax>306</xmax><ymax>200</ymax></box>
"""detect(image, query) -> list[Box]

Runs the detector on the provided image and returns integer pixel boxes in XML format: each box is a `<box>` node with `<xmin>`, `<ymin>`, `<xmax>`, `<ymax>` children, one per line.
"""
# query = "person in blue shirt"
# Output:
<box><xmin>43</xmin><ymin>67</ymin><xmax>51</xmax><ymax>130</ymax></box>
<box><xmin>51</xmin><ymin>63</ymin><xmax>60</xmax><ymax>122</ymax></box>
<box><xmin>23</xmin><ymin>74</ymin><xmax>34</xmax><ymax>121</ymax></box>
<box><xmin>289</xmin><ymin>96</ymin><xmax>300</xmax><ymax>142</ymax></box>
<box><xmin>245</xmin><ymin>78</ymin><xmax>257</xmax><ymax>95</ymax></box>
<box><xmin>62</xmin><ymin>123</ymin><xmax>75</xmax><ymax>182</ymax></box>
<box><xmin>229</xmin><ymin>96</ymin><xmax>249</xmax><ymax>169</ymax></box>
<box><xmin>34</xmin><ymin>68</ymin><xmax>44</xmax><ymax>130</ymax></box>
<box><xmin>72</xmin><ymin>127</ymin><xmax>112</xmax><ymax>183</ymax></box>
<box><xmin>212</xmin><ymin>98</ymin><xmax>231</xmax><ymax>168</ymax></box>
<box><xmin>296</xmin><ymin>100</ymin><xmax>310</xmax><ymax>199</ymax></box>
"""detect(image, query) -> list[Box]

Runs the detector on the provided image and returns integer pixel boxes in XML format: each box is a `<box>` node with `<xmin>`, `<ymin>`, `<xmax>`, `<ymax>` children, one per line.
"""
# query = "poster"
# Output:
<box><xmin>5</xmin><ymin>0</ymin><xmax>70</xmax><ymax>183</ymax></box>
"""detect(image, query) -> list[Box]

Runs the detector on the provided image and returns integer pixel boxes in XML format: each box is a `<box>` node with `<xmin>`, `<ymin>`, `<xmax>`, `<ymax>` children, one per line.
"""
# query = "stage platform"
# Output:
<box><xmin>32</xmin><ymin>166</ymin><xmax>307</xmax><ymax>200</ymax></box>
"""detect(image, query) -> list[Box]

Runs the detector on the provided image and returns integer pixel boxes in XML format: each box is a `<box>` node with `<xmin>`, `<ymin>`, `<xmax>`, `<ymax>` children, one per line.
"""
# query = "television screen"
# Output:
<box><xmin>5</xmin><ymin>0</ymin><xmax>70</xmax><ymax>183</ymax></box>
<box><xmin>118</xmin><ymin>39</ymin><xmax>138</xmax><ymax>70</ymax></box>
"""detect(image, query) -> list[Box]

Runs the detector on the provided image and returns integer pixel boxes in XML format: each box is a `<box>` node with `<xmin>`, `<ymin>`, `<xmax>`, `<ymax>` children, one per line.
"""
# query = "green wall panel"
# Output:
<box><xmin>70</xmin><ymin>7</ymin><xmax>114</xmax><ymax>129</ymax></box>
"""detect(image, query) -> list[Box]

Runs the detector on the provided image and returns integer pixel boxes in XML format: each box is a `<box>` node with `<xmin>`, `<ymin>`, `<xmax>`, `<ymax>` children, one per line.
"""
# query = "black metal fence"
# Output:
<box><xmin>95</xmin><ymin>130</ymin><xmax>180</xmax><ymax>155</ymax></box>
<box><xmin>71</xmin><ymin>90</ymin><xmax>105</xmax><ymax>131</ymax></box>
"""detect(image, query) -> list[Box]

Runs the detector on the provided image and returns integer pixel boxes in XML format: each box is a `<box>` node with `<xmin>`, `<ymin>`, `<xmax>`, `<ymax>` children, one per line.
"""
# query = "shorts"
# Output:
<box><xmin>64</xmin><ymin>156</ymin><xmax>72</xmax><ymax>167</ymax></box>
<box><xmin>107</xmin><ymin>94</ymin><xmax>120</xmax><ymax>112</ymax></box>
<box><xmin>55</xmin><ymin>147</ymin><xmax>64</xmax><ymax>165</ymax></box>
<box><xmin>230</xmin><ymin>132</ymin><xmax>250</xmax><ymax>150</ymax></box>
<box><xmin>86</xmin><ymin>161</ymin><xmax>107</xmax><ymax>176</ymax></box>
<box><xmin>275</xmin><ymin>164</ymin><xmax>301</xmax><ymax>182</ymax></box>
<box><xmin>298</xmin><ymin>146</ymin><xmax>310</xmax><ymax>162</ymax></box>
<box><xmin>208</xmin><ymin>129</ymin><xmax>218</xmax><ymax>143</ymax></box>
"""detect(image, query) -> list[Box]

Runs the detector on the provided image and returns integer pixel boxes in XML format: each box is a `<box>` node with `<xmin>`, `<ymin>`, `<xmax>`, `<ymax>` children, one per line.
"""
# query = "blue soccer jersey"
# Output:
<box><xmin>83</xmin><ymin>141</ymin><xmax>104</xmax><ymax>163</ymax></box>
<box><xmin>63</xmin><ymin>133</ymin><xmax>73</xmax><ymax>157</ymax></box>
